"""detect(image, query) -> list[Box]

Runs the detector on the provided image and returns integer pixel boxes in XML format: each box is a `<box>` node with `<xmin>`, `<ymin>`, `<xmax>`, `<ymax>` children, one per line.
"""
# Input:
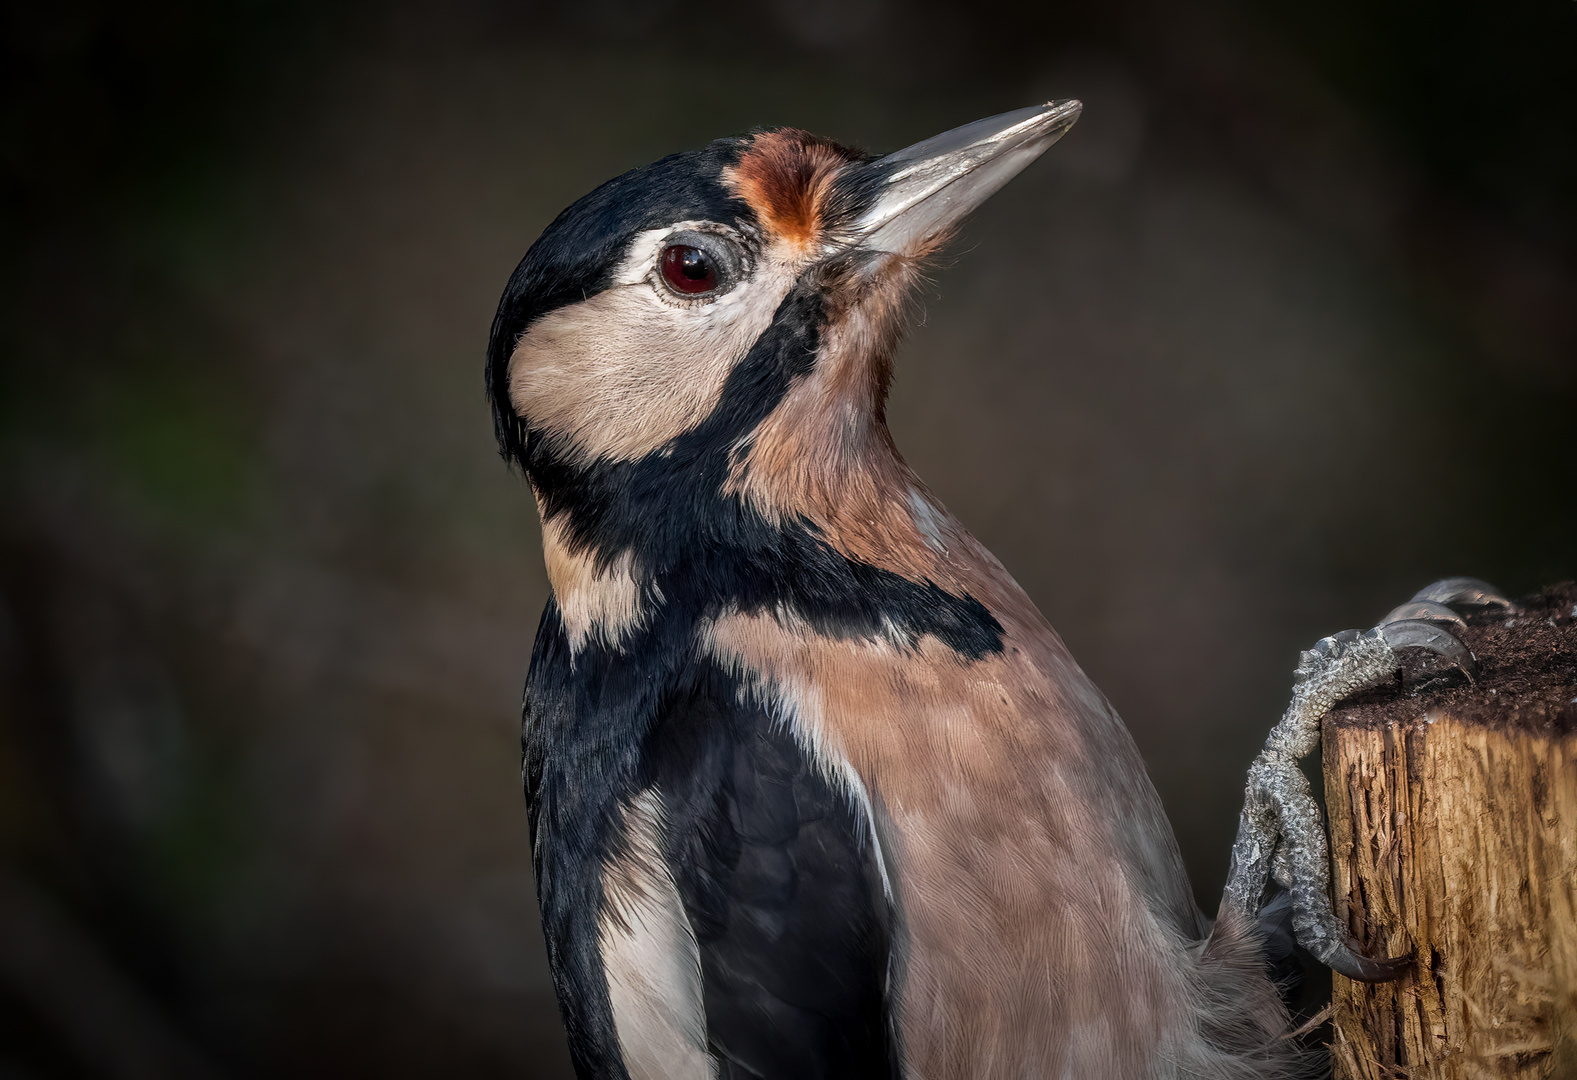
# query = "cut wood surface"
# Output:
<box><xmin>1324</xmin><ymin>584</ymin><xmax>1577</xmax><ymax>1079</ymax></box>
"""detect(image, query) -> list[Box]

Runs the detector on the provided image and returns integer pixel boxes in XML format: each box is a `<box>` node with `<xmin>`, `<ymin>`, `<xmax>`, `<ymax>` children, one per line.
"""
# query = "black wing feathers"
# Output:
<box><xmin>524</xmin><ymin>603</ymin><xmax>636</xmax><ymax>1080</ymax></box>
<box><xmin>526</xmin><ymin>607</ymin><xmax>897</xmax><ymax>1080</ymax></box>
<box><xmin>650</xmin><ymin>672</ymin><xmax>898</xmax><ymax>1079</ymax></box>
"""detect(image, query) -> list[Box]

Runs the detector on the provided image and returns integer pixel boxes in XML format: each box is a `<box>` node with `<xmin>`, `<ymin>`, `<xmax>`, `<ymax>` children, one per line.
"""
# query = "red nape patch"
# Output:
<box><xmin>725</xmin><ymin>129</ymin><xmax>863</xmax><ymax>249</ymax></box>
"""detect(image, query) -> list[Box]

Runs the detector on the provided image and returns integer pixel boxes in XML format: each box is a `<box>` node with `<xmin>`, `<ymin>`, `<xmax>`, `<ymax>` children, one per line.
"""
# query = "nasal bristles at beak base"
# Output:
<box><xmin>724</xmin><ymin>130</ymin><xmax>866</xmax><ymax>252</ymax></box>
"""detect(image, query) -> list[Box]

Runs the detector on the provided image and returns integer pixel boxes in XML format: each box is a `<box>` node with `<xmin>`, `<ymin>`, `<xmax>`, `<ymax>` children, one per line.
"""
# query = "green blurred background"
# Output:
<box><xmin>1</xmin><ymin>0</ymin><xmax>1573</xmax><ymax>1075</ymax></box>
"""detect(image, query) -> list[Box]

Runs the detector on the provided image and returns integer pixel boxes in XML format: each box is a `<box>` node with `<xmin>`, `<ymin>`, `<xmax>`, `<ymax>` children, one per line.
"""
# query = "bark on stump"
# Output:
<box><xmin>1323</xmin><ymin>584</ymin><xmax>1577</xmax><ymax>1079</ymax></box>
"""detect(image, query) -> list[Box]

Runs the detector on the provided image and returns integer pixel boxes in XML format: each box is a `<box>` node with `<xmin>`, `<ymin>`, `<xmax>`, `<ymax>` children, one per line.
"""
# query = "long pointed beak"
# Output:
<box><xmin>855</xmin><ymin>100</ymin><xmax>1082</xmax><ymax>255</ymax></box>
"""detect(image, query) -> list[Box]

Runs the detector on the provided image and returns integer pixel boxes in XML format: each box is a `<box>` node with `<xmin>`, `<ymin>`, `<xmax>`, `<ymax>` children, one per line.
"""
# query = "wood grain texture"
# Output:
<box><xmin>1323</xmin><ymin>711</ymin><xmax>1577</xmax><ymax>1078</ymax></box>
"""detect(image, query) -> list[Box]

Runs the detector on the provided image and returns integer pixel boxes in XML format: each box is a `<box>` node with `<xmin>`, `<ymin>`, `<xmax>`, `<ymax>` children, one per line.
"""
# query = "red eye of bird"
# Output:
<box><xmin>660</xmin><ymin>244</ymin><xmax>717</xmax><ymax>294</ymax></box>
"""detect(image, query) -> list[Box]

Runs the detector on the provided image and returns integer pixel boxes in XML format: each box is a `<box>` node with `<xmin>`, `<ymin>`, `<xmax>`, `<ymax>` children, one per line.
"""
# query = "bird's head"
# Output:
<box><xmin>487</xmin><ymin>102</ymin><xmax>1079</xmax><ymax>579</ymax></box>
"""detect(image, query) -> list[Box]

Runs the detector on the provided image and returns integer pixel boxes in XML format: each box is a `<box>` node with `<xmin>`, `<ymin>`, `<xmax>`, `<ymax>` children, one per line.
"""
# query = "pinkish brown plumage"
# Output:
<box><xmin>488</xmin><ymin>101</ymin><xmax>1446</xmax><ymax>1078</ymax></box>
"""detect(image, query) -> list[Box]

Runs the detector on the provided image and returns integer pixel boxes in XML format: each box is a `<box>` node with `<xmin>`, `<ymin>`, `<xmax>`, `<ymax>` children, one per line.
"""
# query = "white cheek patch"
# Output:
<box><xmin>509</xmin><ymin>226</ymin><xmax>799</xmax><ymax>464</ymax></box>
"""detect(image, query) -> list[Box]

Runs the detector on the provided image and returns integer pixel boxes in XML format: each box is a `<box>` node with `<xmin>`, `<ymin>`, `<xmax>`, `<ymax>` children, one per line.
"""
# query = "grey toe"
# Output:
<box><xmin>1310</xmin><ymin>627</ymin><xmax>1363</xmax><ymax>659</ymax></box>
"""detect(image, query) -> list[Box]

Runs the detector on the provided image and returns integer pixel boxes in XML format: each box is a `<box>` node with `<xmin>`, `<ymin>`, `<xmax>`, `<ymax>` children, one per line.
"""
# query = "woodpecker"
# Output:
<box><xmin>486</xmin><ymin>103</ymin><xmax>1484</xmax><ymax>1079</ymax></box>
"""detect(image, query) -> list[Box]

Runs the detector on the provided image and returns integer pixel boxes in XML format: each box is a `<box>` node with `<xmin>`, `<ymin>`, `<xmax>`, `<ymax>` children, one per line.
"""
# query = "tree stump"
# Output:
<box><xmin>1323</xmin><ymin>583</ymin><xmax>1577</xmax><ymax>1079</ymax></box>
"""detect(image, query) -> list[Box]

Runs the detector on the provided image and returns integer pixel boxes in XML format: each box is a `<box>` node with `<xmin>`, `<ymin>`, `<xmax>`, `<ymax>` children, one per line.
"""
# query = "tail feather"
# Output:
<box><xmin>1256</xmin><ymin>888</ymin><xmax>1303</xmax><ymax>1008</ymax></box>
<box><xmin>1181</xmin><ymin>900</ymin><xmax>1322</xmax><ymax>1079</ymax></box>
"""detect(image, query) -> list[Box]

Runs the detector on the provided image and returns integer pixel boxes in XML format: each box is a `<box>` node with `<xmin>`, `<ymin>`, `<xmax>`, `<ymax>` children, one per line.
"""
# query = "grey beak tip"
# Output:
<box><xmin>1037</xmin><ymin>98</ymin><xmax>1084</xmax><ymax>130</ymax></box>
<box><xmin>858</xmin><ymin>100</ymin><xmax>1087</xmax><ymax>253</ymax></box>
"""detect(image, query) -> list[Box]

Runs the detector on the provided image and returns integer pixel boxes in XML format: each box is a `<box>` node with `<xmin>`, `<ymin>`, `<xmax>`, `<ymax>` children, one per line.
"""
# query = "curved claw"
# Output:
<box><xmin>1411</xmin><ymin>576</ymin><xmax>1513</xmax><ymax>612</ymax></box>
<box><xmin>1379</xmin><ymin>618</ymin><xmax>1474</xmax><ymax>676</ymax></box>
<box><xmin>1381</xmin><ymin>599</ymin><xmax>1467</xmax><ymax>634</ymax></box>
<box><xmin>1317</xmin><ymin>939</ymin><xmax>1415</xmax><ymax>983</ymax></box>
<box><xmin>1229</xmin><ymin>586</ymin><xmax>1477</xmax><ymax>992</ymax></box>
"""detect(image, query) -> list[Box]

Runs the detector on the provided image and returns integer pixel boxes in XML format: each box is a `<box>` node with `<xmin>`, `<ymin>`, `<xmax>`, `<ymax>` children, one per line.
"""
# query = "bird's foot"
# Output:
<box><xmin>1220</xmin><ymin>578</ymin><xmax>1513</xmax><ymax>982</ymax></box>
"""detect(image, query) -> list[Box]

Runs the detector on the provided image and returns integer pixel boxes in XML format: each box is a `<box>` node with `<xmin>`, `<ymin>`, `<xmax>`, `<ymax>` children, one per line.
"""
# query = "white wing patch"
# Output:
<box><xmin>599</xmin><ymin>789</ymin><xmax>715</xmax><ymax>1080</ymax></box>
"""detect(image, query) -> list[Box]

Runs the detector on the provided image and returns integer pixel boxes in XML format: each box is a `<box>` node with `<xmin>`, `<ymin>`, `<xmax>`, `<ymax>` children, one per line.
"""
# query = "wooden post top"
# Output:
<box><xmin>1323</xmin><ymin>583</ymin><xmax>1577</xmax><ymax>1080</ymax></box>
<box><xmin>1329</xmin><ymin>582</ymin><xmax>1577</xmax><ymax>736</ymax></box>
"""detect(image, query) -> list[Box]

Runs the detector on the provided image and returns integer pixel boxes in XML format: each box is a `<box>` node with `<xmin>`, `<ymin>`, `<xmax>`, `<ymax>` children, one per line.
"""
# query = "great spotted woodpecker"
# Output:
<box><xmin>485</xmin><ymin>103</ymin><xmax>1484</xmax><ymax>1079</ymax></box>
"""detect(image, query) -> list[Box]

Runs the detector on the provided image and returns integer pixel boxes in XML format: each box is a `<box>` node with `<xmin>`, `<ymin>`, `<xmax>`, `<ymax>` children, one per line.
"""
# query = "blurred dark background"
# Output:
<box><xmin>1</xmin><ymin>0</ymin><xmax>1573</xmax><ymax>1075</ymax></box>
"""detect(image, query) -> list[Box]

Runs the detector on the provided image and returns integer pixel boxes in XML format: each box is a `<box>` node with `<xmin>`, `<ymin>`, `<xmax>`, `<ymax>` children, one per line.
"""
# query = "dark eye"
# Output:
<box><xmin>660</xmin><ymin>244</ymin><xmax>718</xmax><ymax>294</ymax></box>
<box><xmin>654</xmin><ymin>230</ymin><xmax>746</xmax><ymax>299</ymax></box>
